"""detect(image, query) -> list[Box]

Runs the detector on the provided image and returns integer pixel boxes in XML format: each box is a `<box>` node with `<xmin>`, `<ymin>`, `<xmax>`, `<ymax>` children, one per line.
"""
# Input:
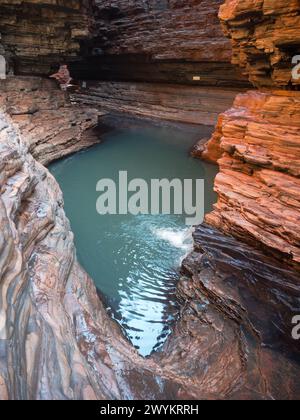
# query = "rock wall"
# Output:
<box><xmin>0</xmin><ymin>109</ymin><xmax>170</xmax><ymax>400</ymax></box>
<box><xmin>94</xmin><ymin>0</ymin><xmax>231</xmax><ymax>62</ymax></box>
<box><xmin>73</xmin><ymin>81</ymin><xmax>241</xmax><ymax>126</ymax></box>
<box><xmin>0</xmin><ymin>77</ymin><xmax>101</xmax><ymax>165</ymax></box>
<box><xmin>0</xmin><ymin>0</ymin><xmax>93</xmax><ymax>76</ymax></box>
<box><xmin>72</xmin><ymin>0</ymin><xmax>249</xmax><ymax>87</ymax></box>
<box><xmin>0</xmin><ymin>0</ymin><xmax>250</xmax><ymax>87</ymax></box>
<box><xmin>198</xmin><ymin>0</ymin><xmax>300</xmax><ymax>267</ymax></box>
<box><xmin>219</xmin><ymin>0</ymin><xmax>300</xmax><ymax>88</ymax></box>
<box><xmin>205</xmin><ymin>90</ymin><xmax>300</xmax><ymax>266</ymax></box>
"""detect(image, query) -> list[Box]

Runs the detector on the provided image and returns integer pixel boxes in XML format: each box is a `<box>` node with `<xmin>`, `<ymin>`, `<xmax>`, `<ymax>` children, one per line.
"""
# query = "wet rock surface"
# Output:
<box><xmin>157</xmin><ymin>224</ymin><xmax>300</xmax><ymax>400</ymax></box>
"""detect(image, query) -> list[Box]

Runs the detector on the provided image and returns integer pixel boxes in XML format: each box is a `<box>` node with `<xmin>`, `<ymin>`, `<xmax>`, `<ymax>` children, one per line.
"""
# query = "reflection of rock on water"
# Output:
<box><xmin>0</xmin><ymin>55</ymin><xmax>6</xmax><ymax>79</ymax></box>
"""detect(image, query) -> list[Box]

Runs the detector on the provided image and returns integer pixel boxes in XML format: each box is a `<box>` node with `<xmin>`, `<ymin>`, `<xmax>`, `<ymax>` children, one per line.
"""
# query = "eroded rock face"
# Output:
<box><xmin>72</xmin><ymin>81</ymin><xmax>241</xmax><ymax>126</ymax></box>
<box><xmin>0</xmin><ymin>0</ymin><xmax>250</xmax><ymax>87</ymax></box>
<box><xmin>72</xmin><ymin>0</ymin><xmax>249</xmax><ymax>87</ymax></box>
<box><xmin>219</xmin><ymin>0</ymin><xmax>300</xmax><ymax>88</ymax></box>
<box><xmin>0</xmin><ymin>0</ymin><xmax>92</xmax><ymax>76</ymax></box>
<box><xmin>0</xmin><ymin>77</ymin><xmax>101</xmax><ymax>165</ymax></box>
<box><xmin>0</xmin><ymin>109</ymin><xmax>180</xmax><ymax>400</ymax></box>
<box><xmin>197</xmin><ymin>0</ymin><xmax>300</xmax><ymax>267</ymax></box>
<box><xmin>203</xmin><ymin>90</ymin><xmax>300</xmax><ymax>267</ymax></box>
<box><xmin>95</xmin><ymin>0</ymin><xmax>231</xmax><ymax>62</ymax></box>
<box><xmin>158</xmin><ymin>224</ymin><xmax>300</xmax><ymax>400</ymax></box>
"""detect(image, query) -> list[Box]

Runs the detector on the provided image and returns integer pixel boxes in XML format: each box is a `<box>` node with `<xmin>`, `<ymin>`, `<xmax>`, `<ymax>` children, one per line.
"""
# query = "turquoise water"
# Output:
<box><xmin>50</xmin><ymin>117</ymin><xmax>218</xmax><ymax>356</ymax></box>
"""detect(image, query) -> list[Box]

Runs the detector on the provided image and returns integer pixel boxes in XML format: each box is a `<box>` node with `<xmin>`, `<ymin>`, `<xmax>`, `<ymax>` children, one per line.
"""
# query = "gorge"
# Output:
<box><xmin>0</xmin><ymin>0</ymin><xmax>299</xmax><ymax>401</ymax></box>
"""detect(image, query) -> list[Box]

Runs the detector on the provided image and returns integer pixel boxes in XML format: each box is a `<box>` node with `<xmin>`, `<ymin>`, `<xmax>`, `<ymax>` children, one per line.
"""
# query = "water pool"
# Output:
<box><xmin>50</xmin><ymin>117</ymin><xmax>218</xmax><ymax>356</ymax></box>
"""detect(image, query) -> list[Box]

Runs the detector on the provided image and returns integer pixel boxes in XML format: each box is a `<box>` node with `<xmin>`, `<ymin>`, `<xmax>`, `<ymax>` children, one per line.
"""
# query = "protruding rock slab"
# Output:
<box><xmin>73</xmin><ymin>81</ymin><xmax>241</xmax><ymax>126</ymax></box>
<box><xmin>156</xmin><ymin>224</ymin><xmax>300</xmax><ymax>400</ymax></box>
<box><xmin>202</xmin><ymin>90</ymin><xmax>300</xmax><ymax>267</ymax></box>
<box><xmin>219</xmin><ymin>0</ymin><xmax>300</xmax><ymax>88</ymax></box>
<box><xmin>0</xmin><ymin>77</ymin><xmax>101</xmax><ymax>165</ymax></box>
<box><xmin>72</xmin><ymin>0</ymin><xmax>249</xmax><ymax>87</ymax></box>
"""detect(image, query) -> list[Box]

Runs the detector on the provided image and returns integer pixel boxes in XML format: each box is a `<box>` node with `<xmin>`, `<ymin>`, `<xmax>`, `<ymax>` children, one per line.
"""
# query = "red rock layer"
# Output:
<box><xmin>196</xmin><ymin>0</ymin><xmax>300</xmax><ymax>267</ymax></box>
<box><xmin>204</xmin><ymin>90</ymin><xmax>300</xmax><ymax>267</ymax></box>
<box><xmin>219</xmin><ymin>0</ymin><xmax>300</xmax><ymax>88</ymax></box>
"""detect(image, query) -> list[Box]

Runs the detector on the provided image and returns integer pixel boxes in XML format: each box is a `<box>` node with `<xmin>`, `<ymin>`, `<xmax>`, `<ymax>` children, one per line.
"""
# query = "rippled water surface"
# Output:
<box><xmin>50</xmin><ymin>117</ymin><xmax>218</xmax><ymax>356</ymax></box>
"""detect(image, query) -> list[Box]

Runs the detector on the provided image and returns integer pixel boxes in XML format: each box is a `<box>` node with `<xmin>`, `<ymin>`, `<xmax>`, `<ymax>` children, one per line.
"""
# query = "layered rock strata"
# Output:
<box><xmin>0</xmin><ymin>0</ymin><xmax>250</xmax><ymax>87</ymax></box>
<box><xmin>204</xmin><ymin>90</ymin><xmax>300</xmax><ymax>266</ymax></box>
<box><xmin>73</xmin><ymin>82</ymin><xmax>241</xmax><ymax>126</ymax></box>
<box><xmin>197</xmin><ymin>0</ymin><xmax>300</xmax><ymax>267</ymax></box>
<box><xmin>156</xmin><ymin>224</ymin><xmax>300</xmax><ymax>400</ymax></box>
<box><xmin>0</xmin><ymin>76</ymin><xmax>101</xmax><ymax>165</ymax></box>
<box><xmin>219</xmin><ymin>0</ymin><xmax>300</xmax><ymax>88</ymax></box>
<box><xmin>94</xmin><ymin>0</ymin><xmax>232</xmax><ymax>62</ymax></box>
<box><xmin>0</xmin><ymin>0</ymin><xmax>92</xmax><ymax>76</ymax></box>
<box><xmin>72</xmin><ymin>0</ymin><xmax>249</xmax><ymax>87</ymax></box>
